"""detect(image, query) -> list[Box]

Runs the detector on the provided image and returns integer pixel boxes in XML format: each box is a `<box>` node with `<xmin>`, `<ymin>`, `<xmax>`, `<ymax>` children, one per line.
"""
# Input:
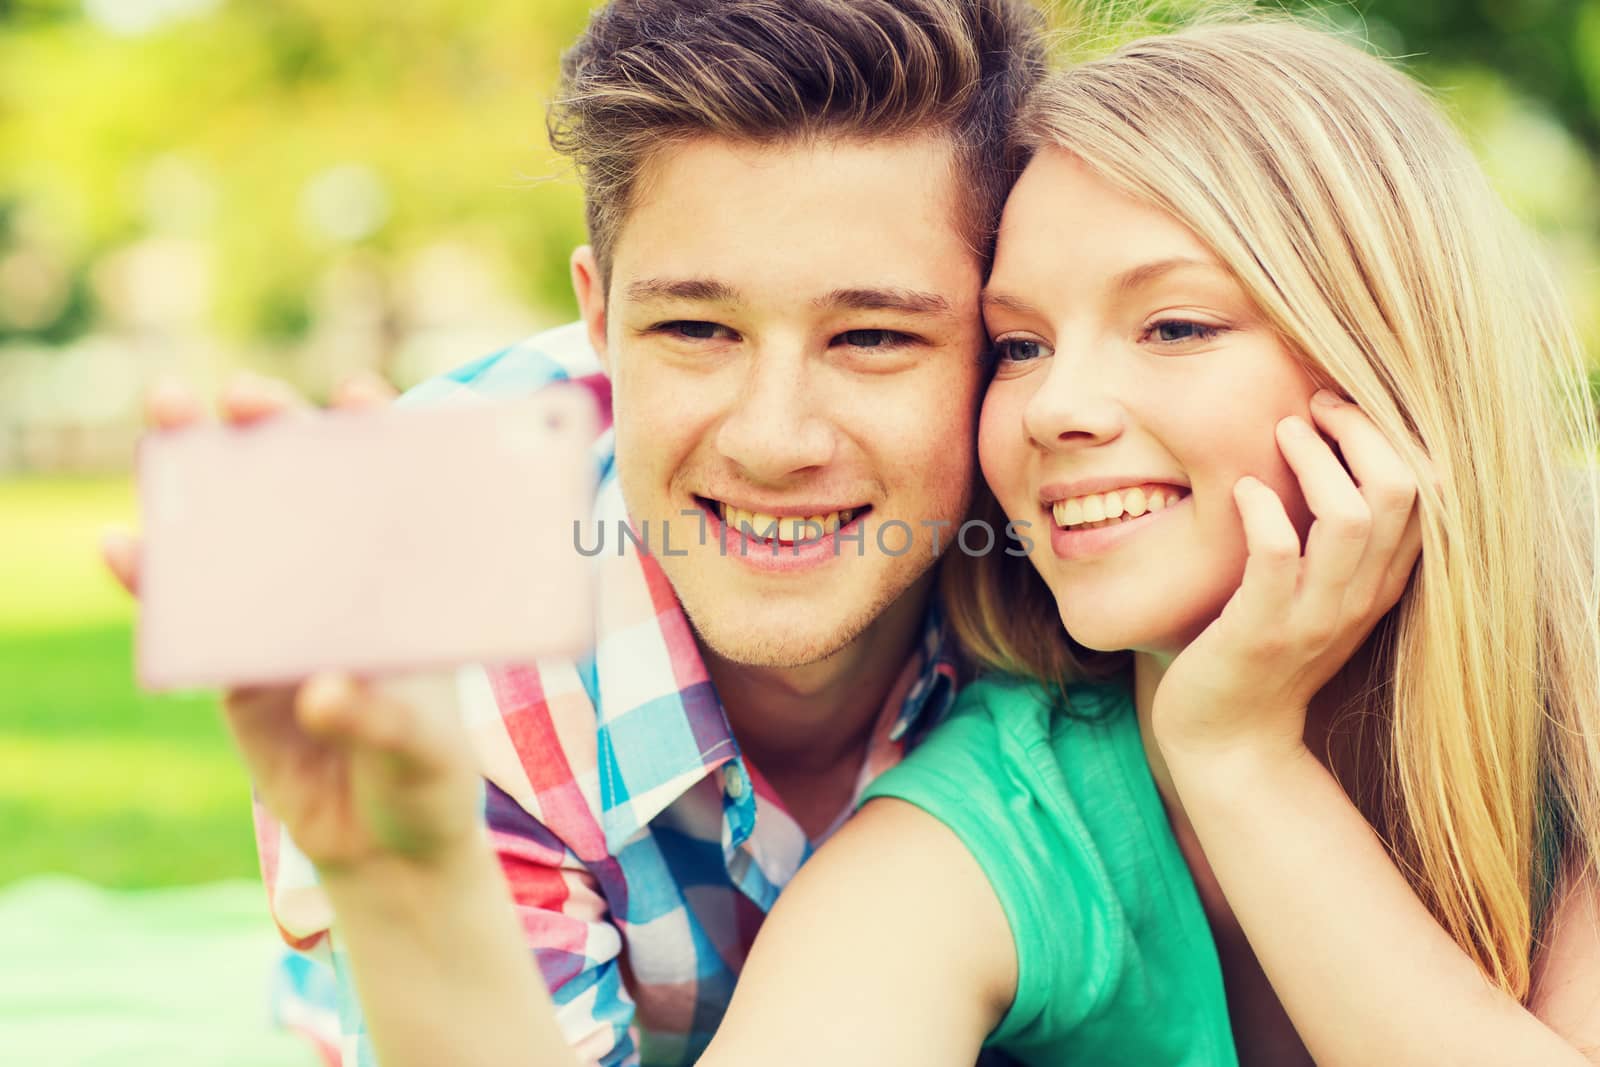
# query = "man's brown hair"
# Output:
<box><xmin>548</xmin><ymin>0</ymin><xmax>1048</xmax><ymax>285</ymax></box>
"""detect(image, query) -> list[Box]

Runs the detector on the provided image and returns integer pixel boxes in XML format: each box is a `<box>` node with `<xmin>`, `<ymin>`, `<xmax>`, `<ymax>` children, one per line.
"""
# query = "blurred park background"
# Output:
<box><xmin>1</xmin><ymin>0</ymin><xmax>1598</xmax><ymax>1062</ymax></box>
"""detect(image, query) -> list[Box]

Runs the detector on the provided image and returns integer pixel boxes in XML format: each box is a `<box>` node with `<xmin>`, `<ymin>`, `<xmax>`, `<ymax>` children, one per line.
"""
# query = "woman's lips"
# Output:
<box><xmin>1046</xmin><ymin>492</ymin><xmax>1188</xmax><ymax>560</ymax></box>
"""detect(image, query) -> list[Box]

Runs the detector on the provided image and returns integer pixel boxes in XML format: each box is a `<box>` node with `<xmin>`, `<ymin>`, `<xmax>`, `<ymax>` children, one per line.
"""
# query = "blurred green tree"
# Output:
<box><xmin>0</xmin><ymin>0</ymin><xmax>1596</xmax><ymax>364</ymax></box>
<box><xmin>0</xmin><ymin>0</ymin><xmax>595</xmax><ymax>357</ymax></box>
<box><xmin>1345</xmin><ymin>0</ymin><xmax>1600</xmax><ymax>152</ymax></box>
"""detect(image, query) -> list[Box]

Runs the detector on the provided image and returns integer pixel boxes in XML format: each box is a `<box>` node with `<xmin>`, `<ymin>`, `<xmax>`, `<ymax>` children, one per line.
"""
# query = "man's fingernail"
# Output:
<box><xmin>146</xmin><ymin>378</ymin><xmax>197</xmax><ymax>422</ymax></box>
<box><xmin>149</xmin><ymin>376</ymin><xmax>187</xmax><ymax>401</ymax></box>
<box><xmin>335</xmin><ymin>375</ymin><xmax>390</xmax><ymax>403</ymax></box>
<box><xmin>303</xmin><ymin>672</ymin><xmax>358</xmax><ymax>706</ymax></box>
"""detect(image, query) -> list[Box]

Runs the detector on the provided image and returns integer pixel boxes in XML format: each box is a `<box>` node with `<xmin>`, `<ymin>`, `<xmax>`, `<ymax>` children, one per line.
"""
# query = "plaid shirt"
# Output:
<box><xmin>263</xmin><ymin>322</ymin><xmax>962</xmax><ymax>1066</ymax></box>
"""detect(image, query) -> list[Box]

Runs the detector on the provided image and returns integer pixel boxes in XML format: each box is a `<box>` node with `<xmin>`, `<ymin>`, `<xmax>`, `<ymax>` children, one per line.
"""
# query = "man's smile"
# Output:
<box><xmin>692</xmin><ymin>495</ymin><xmax>871</xmax><ymax>544</ymax></box>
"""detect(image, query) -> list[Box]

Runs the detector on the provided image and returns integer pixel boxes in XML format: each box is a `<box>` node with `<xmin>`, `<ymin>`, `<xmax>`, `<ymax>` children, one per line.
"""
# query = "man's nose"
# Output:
<box><xmin>713</xmin><ymin>342</ymin><xmax>836</xmax><ymax>481</ymax></box>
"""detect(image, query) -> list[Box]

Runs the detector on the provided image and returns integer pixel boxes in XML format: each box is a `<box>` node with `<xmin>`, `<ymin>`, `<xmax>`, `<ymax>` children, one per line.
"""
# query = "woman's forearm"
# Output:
<box><xmin>1167</xmin><ymin>741</ymin><xmax>1592</xmax><ymax>1066</ymax></box>
<box><xmin>321</xmin><ymin>837</ymin><xmax>578</xmax><ymax>1067</ymax></box>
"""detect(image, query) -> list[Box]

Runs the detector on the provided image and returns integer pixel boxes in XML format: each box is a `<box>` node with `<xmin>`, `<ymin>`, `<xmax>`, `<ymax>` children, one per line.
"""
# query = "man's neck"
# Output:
<box><xmin>702</xmin><ymin>578</ymin><xmax>933</xmax><ymax>821</ymax></box>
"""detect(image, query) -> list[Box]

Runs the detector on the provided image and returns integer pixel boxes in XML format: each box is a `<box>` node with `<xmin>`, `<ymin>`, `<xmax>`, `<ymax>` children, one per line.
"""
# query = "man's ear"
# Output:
<box><xmin>570</xmin><ymin>245</ymin><xmax>610</xmax><ymax>377</ymax></box>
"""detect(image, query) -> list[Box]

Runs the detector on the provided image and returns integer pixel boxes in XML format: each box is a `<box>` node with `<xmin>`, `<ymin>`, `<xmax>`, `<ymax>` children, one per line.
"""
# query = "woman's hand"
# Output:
<box><xmin>1151</xmin><ymin>390</ymin><xmax>1424</xmax><ymax>763</ymax></box>
<box><xmin>102</xmin><ymin>374</ymin><xmax>484</xmax><ymax>881</ymax></box>
<box><xmin>1147</xmin><ymin>395</ymin><xmax>1597</xmax><ymax>1067</ymax></box>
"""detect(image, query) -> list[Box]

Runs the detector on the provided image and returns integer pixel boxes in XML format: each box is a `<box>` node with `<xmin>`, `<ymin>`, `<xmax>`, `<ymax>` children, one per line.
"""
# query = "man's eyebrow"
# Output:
<box><xmin>626</xmin><ymin>280</ymin><xmax>955</xmax><ymax>318</ymax></box>
<box><xmin>816</xmin><ymin>287</ymin><xmax>953</xmax><ymax>317</ymax></box>
<box><xmin>626</xmin><ymin>278</ymin><xmax>740</xmax><ymax>304</ymax></box>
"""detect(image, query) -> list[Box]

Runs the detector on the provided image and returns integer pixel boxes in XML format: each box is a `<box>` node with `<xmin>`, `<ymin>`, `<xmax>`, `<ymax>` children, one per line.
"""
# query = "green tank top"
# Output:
<box><xmin>861</xmin><ymin>675</ymin><xmax>1239</xmax><ymax>1066</ymax></box>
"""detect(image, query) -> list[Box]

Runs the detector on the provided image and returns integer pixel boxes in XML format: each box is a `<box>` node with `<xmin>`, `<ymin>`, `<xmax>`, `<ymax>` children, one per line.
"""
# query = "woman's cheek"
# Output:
<box><xmin>977</xmin><ymin>384</ymin><xmax>1029</xmax><ymax>503</ymax></box>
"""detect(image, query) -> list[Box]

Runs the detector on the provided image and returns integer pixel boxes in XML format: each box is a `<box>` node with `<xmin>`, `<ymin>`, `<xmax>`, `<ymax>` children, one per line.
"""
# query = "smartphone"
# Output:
<box><xmin>136</xmin><ymin>387</ymin><xmax>598</xmax><ymax>691</ymax></box>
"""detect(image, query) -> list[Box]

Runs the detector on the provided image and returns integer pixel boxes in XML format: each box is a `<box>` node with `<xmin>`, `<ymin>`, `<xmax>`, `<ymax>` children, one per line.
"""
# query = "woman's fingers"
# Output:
<box><xmin>1275</xmin><ymin>413</ymin><xmax>1370</xmax><ymax>604</ymax></box>
<box><xmin>1306</xmin><ymin>392</ymin><xmax>1421</xmax><ymax>616</ymax></box>
<box><xmin>1379</xmin><ymin>506</ymin><xmax>1425</xmax><ymax>607</ymax></box>
<box><xmin>1231</xmin><ymin>475</ymin><xmax>1301</xmax><ymax>635</ymax></box>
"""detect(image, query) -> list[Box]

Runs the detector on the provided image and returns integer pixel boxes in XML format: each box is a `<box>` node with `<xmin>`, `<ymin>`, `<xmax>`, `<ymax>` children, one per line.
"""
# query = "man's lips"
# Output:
<box><xmin>693</xmin><ymin>495</ymin><xmax>872</xmax><ymax>542</ymax></box>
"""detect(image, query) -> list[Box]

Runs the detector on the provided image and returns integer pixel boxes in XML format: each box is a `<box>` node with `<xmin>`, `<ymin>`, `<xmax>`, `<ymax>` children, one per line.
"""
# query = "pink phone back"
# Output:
<box><xmin>137</xmin><ymin>388</ymin><xmax>598</xmax><ymax>690</ymax></box>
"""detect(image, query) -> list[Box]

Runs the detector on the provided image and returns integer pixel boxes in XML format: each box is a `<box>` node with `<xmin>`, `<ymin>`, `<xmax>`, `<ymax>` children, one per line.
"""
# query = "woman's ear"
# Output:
<box><xmin>570</xmin><ymin>245</ymin><xmax>609</xmax><ymax>376</ymax></box>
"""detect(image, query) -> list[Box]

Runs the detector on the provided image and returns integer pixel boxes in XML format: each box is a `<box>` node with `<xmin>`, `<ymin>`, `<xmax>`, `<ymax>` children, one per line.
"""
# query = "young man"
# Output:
<box><xmin>113</xmin><ymin>2</ymin><xmax>1046</xmax><ymax>1064</ymax></box>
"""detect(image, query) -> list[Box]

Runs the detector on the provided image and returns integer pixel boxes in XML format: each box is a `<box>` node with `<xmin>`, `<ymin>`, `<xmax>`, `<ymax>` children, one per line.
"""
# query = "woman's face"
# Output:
<box><xmin>980</xmin><ymin>149</ymin><xmax>1320</xmax><ymax>657</ymax></box>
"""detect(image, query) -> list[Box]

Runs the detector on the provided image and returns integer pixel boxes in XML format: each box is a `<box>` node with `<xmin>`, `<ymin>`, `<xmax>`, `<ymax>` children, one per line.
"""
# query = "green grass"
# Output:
<box><xmin>1</xmin><ymin>478</ymin><xmax>261</xmax><ymax>888</ymax></box>
<box><xmin>0</xmin><ymin>477</ymin><xmax>142</xmax><ymax>632</ymax></box>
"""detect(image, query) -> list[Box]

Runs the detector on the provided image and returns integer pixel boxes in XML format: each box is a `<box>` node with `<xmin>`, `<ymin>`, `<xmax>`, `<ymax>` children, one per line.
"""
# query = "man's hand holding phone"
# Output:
<box><xmin>101</xmin><ymin>372</ymin><xmax>591</xmax><ymax>882</ymax></box>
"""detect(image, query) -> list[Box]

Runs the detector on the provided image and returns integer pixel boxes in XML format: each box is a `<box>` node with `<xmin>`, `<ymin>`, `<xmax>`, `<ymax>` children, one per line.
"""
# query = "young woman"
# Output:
<box><xmin>224</xmin><ymin>18</ymin><xmax>1600</xmax><ymax>1067</ymax></box>
<box><xmin>698</xmin><ymin>18</ymin><xmax>1600</xmax><ymax>1066</ymax></box>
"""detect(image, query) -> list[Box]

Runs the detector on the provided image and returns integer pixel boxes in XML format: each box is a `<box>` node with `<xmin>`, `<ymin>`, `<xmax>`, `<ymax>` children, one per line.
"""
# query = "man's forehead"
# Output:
<box><xmin>609</xmin><ymin>133</ymin><xmax>981</xmax><ymax>306</ymax></box>
<box><xmin>623</xmin><ymin>132</ymin><xmax>964</xmax><ymax>232</ymax></box>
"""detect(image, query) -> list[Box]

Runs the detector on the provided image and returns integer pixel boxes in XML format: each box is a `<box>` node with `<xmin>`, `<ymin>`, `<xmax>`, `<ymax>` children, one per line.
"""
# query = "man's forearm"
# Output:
<box><xmin>321</xmin><ymin>837</ymin><xmax>579</xmax><ymax>1067</ymax></box>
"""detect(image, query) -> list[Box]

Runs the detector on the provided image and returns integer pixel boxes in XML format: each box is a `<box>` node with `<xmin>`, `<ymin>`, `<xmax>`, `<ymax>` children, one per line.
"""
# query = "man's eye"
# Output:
<box><xmin>836</xmin><ymin>329</ymin><xmax>911</xmax><ymax>349</ymax></box>
<box><xmin>661</xmin><ymin>321</ymin><xmax>734</xmax><ymax>341</ymax></box>
<box><xmin>1147</xmin><ymin>320</ymin><xmax>1222</xmax><ymax>344</ymax></box>
<box><xmin>991</xmin><ymin>338</ymin><xmax>1050</xmax><ymax>363</ymax></box>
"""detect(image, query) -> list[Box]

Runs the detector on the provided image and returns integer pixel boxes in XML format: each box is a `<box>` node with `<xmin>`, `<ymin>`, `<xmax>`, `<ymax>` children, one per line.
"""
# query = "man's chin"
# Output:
<box><xmin>687</xmin><ymin>612</ymin><xmax>875</xmax><ymax>671</ymax></box>
<box><xmin>662</xmin><ymin>551</ymin><xmax>936</xmax><ymax>671</ymax></box>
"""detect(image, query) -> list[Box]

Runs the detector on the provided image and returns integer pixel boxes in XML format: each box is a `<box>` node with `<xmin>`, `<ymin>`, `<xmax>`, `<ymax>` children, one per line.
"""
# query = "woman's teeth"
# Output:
<box><xmin>1051</xmin><ymin>486</ymin><xmax>1183</xmax><ymax>530</ymax></box>
<box><xmin>719</xmin><ymin>504</ymin><xmax>856</xmax><ymax>541</ymax></box>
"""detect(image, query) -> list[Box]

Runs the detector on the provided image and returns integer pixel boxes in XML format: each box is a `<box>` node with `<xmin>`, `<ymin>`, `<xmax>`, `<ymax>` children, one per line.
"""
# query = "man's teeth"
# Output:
<box><xmin>1052</xmin><ymin>486</ymin><xmax>1181</xmax><ymax>529</ymax></box>
<box><xmin>719</xmin><ymin>505</ymin><xmax>856</xmax><ymax>540</ymax></box>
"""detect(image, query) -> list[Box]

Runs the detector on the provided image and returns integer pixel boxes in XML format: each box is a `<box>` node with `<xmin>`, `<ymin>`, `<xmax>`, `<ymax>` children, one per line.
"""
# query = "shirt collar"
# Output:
<box><xmin>590</xmin><ymin>477</ymin><xmax>735</xmax><ymax>849</ymax></box>
<box><xmin>889</xmin><ymin>599</ymin><xmax>960</xmax><ymax>745</ymax></box>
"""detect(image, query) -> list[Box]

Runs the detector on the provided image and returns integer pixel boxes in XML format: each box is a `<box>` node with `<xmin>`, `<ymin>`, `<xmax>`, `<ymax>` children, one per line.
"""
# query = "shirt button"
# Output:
<box><xmin>724</xmin><ymin>764</ymin><xmax>749</xmax><ymax>800</ymax></box>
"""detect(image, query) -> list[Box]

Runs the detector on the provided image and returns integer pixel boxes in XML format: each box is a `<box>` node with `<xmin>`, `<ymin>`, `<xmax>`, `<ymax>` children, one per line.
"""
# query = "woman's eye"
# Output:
<box><xmin>836</xmin><ymin>329</ymin><xmax>911</xmax><ymax>349</ymax></box>
<box><xmin>661</xmin><ymin>320</ymin><xmax>734</xmax><ymax>341</ymax></box>
<box><xmin>1147</xmin><ymin>320</ymin><xmax>1222</xmax><ymax>344</ymax></box>
<box><xmin>991</xmin><ymin>338</ymin><xmax>1051</xmax><ymax>363</ymax></box>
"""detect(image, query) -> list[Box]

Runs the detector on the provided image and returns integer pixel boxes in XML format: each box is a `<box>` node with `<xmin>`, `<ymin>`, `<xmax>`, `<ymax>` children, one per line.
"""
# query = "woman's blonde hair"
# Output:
<box><xmin>945</xmin><ymin>17</ymin><xmax>1600</xmax><ymax>999</ymax></box>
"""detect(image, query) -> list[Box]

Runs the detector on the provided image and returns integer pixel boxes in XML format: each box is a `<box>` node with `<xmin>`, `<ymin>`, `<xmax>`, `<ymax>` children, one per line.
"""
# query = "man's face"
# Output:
<box><xmin>587</xmin><ymin>134</ymin><xmax>986</xmax><ymax>669</ymax></box>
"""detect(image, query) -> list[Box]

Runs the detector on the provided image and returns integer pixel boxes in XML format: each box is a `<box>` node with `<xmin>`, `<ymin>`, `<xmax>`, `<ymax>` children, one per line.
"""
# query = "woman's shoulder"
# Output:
<box><xmin>869</xmin><ymin>671</ymin><xmax>1134</xmax><ymax>822</ymax></box>
<box><xmin>863</xmin><ymin>672</ymin><xmax>1165</xmax><ymax>1053</ymax></box>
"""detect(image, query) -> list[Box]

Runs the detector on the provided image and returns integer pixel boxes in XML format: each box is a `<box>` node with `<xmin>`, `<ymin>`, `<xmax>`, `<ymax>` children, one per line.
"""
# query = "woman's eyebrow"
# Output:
<box><xmin>982</xmin><ymin>258</ymin><xmax>1229</xmax><ymax>320</ymax></box>
<box><xmin>1113</xmin><ymin>257</ymin><xmax>1221</xmax><ymax>296</ymax></box>
<box><xmin>980</xmin><ymin>290</ymin><xmax>1039</xmax><ymax>317</ymax></box>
